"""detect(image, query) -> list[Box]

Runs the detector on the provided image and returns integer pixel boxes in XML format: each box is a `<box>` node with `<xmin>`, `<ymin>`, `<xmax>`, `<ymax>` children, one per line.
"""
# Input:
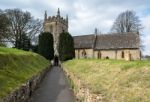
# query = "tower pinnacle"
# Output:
<box><xmin>66</xmin><ymin>14</ymin><xmax>68</xmax><ymax>23</ymax></box>
<box><xmin>57</xmin><ymin>8</ymin><xmax>60</xmax><ymax>16</ymax></box>
<box><xmin>95</xmin><ymin>28</ymin><xmax>98</xmax><ymax>35</ymax></box>
<box><xmin>44</xmin><ymin>10</ymin><xmax>47</xmax><ymax>20</ymax></box>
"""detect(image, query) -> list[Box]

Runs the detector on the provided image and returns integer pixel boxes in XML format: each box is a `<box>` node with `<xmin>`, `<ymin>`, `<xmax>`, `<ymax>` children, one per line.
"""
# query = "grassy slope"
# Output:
<box><xmin>0</xmin><ymin>47</ymin><xmax>49</xmax><ymax>98</ymax></box>
<box><xmin>63</xmin><ymin>59</ymin><xmax>150</xmax><ymax>102</ymax></box>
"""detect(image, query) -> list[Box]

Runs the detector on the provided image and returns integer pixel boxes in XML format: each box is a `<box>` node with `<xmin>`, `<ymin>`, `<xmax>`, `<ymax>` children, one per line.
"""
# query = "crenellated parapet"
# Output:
<box><xmin>45</xmin><ymin>16</ymin><xmax>68</xmax><ymax>26</ymax></box>
<box><xmin>44</xmin><ymin>8</ymin><xmax>68</xmax><ymax>26</ymax></box>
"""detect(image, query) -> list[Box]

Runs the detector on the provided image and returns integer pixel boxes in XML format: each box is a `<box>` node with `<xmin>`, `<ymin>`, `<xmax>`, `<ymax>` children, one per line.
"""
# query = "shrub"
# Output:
<box><xmin>58</xmin><ymin>32</ymin><xmax>75</xmax><ymax>61</ymax></box>
<box><xmin>38</xmin><ymin>32</ymin><xmax>54</xmax><ymax>60</ymax></box>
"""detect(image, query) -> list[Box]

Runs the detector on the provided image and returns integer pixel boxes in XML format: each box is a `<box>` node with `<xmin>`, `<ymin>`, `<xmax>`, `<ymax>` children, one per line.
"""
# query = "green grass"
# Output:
<box><xmin>0</xmin><ymin>47</ymin><xmax>49</xmax><ymax>98</ymax></box>
<box><xmin>63</xmin><ymin>59</ymin><xmax>150</xmax><ymax>102</ymax></box>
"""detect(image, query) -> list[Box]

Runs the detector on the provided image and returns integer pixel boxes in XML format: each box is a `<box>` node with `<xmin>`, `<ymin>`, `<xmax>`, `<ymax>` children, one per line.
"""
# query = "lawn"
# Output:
<box><xmin>0</xmin><ymin>47</ymin><xmax>49</xmax><ymax>98</ymax></box>
<box><xmin>63</xmin><ymin>59</ymin><xmax>150</xmax><ymax>102</ymax></box>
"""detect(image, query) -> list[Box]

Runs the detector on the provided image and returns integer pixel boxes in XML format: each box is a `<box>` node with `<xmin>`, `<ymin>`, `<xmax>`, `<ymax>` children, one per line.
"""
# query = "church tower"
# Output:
<box><xmin>44</xmin><ymin>8</ymin><xmax>68</xmax><ymax>56</ymax></box>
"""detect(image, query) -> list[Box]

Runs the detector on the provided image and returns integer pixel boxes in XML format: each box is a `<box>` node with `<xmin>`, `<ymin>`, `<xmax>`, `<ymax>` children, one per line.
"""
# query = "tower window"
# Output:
<box><xmin>62</xmin><ymin>27</ymin><xmax>64</xmax><ymax>32</ymax></box>
<box><xmin>50</xmin><ymin>26</ymin><xmax>53</xmax><ymax>33</ymax></box>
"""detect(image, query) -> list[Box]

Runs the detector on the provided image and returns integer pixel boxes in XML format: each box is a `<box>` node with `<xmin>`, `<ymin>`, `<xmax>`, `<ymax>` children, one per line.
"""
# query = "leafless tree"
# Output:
<box><xmin>5</xmin><ymin>8</ymin><xmax>43</xmax><ymax>47</ymax></box>
<box><xmin>111</xmin><ymin>10</ymin><xmax>143</xmax><ymax>34</ymax></box>
<box><xmin>0</xmin><ymin>9</ymin><xmax>10</xmax><ymax>46</ymax></box>
<box><xmin>111</xmin><ymin>10</ymin><xmax>144</xmax><ymax>50</ymax></box>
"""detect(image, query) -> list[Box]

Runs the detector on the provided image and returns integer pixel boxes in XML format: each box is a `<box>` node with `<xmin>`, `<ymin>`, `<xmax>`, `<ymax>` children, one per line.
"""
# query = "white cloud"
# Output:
<box><xmin>143</xmin><ymin>35</ymin><xmax>150</xmax><ymax>55</ymax></box>
<box><xmin>141</xmin><ymin>15</ymin><xmax>150</xmax><ymax>34</ymax></box>
<box><xmin>141</xmin><ymin>15</ymin><xmax>150</xmax><ymax>55</ymax></box>
<box><xmin>0</xmin><ymin>0</ymin><xmax>150</xmax><ymax>55</ymax></box>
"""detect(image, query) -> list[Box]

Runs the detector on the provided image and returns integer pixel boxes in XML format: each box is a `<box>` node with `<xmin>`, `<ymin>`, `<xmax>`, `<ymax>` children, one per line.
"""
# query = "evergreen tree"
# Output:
<box><xmin>58</xmin><ymin>32</ymin><xmax>75</xmax><ymax>61</ymax></box>
<box><xmin>15</xmin><ymin>33</ymin><xmax>31</xmax><ymax>51</ymax></box>
<box><xmin>38</xmin><ymin>32</ymin><xmax>54</xmax><ymax>60</ymax></box>
<box><xmin>31</xmin><ymin>44</ymin><xmax>38</xmax><ymax>53</ymax></box>
<box><xmin>21</xmin><ymin>34</ymin><xmax>31</xmax><ymax>51</ymax></box>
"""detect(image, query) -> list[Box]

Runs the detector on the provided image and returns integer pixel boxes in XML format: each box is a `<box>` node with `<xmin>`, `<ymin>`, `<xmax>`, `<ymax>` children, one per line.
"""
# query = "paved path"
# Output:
<box><xmin>28</xmin><ymin>66</ymin><xmax>75</xmax><ymax>102</ymax></box>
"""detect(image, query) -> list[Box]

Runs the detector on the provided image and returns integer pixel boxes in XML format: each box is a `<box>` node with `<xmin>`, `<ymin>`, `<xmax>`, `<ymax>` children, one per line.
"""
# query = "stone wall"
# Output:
<box><xmin>75</xmin><ymin>49</ymin><xmax>141</xmax><ymax>60</ymax></box>
<box><xmin>0</xmin><ymin>66</ymin><xmax>51</xmax><ymax>102</ymax></box>
<box><xmin>94</xmin><ymin>50</ymin><xmax>116</xmax><ymax>59</ymax></box>
<box><xmin>75</xmin><ymin>49</ymin><xmax>94</xmax><ymax>59</ymax></box>
<box><xmin>62</xmin><ymin>67</ymin><xmax>103</xmax><ymax>102</ymax></box>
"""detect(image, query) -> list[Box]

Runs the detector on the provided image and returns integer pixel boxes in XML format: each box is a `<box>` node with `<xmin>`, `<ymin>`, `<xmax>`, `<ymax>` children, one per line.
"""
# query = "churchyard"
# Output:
<box><xmin>63</xmin><ymin>59</ymin><xmax>150</xmax><ymax>102</ymax></box>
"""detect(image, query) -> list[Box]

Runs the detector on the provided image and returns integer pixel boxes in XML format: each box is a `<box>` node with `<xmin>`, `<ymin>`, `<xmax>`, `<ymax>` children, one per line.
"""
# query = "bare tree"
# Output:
<box><xmin>111</xmin><ymin>10</ymin><xmax>143</xmax><ymax>33</ymax></box>
<box><xmin>111</xmin><ymin>10</ymin><xmax>144</xmax><ymax>51</ymax></box>
<box><xmin>0</xmin><ymin>9</ymin><xmax>10</xmax><ymax>46</ymax></box>
<box><xmin>5</xmin><ymin>8</ymin><xmax>43</xmax><ymax>48</ymax></box>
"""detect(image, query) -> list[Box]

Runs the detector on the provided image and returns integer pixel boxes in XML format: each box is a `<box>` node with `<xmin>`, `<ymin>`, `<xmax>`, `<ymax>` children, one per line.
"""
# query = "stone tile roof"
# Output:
<box><xmin>73</xmin><ymin>34</ymin><xmax>95</xmax><ymax>49</ymax></box>
<box><xmin>73</xmin><ymin>32</ymin><xmax>140</xmax><ymax>50</ymax></box>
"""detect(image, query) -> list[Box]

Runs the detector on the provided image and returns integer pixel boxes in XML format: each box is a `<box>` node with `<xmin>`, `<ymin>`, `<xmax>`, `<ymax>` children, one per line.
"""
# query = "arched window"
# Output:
<box><xmin>106</xmin><ymin>56</ymin><xmax>109</xmax><ymax>59</ymax></box>
<box><xmin>78</xmin><ymin>50</ymin><xmax>80</xmax><ymax>59</ymax></box>
<box><xmin>82</xmin><ymin>50</ymin><xmax>87</xmax><ymax>58</ymax></box>
<box><xmin>122</xmin><ymin>51</ymin><xmax>124</xmax><ymax>58</ymax></box>
<box><xmin>62</xmin><ymin>27</ymin><xmax>64</xmax><ymax>32</ymax></box>
<box><xmin>98</xmin><ymin>51</ymin><xmax>101</xmax><ymax>59</ymax></box>
<box><xmin>129</xmin><ymin>53</ymin><xmax>132</xmax><ymax>61</ymax></box>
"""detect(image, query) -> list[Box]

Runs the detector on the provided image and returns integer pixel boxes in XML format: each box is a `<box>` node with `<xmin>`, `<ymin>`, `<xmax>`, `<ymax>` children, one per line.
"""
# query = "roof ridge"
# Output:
<box><xmin>73</xmin><ymin>32</ymin><xmax>138</xmax><ymax>37</ymax></box>
<box><xmin>73</xmin><ymin>34</ymin><xmax>94</xmax><ymax>37</ymax></box>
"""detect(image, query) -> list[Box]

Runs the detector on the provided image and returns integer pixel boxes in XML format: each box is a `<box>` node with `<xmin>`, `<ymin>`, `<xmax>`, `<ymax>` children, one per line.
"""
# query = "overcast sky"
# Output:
<box><xmin>0</xmin><ymin>0</ymin><xmax>150</xmax><ymax>55</ymax></box>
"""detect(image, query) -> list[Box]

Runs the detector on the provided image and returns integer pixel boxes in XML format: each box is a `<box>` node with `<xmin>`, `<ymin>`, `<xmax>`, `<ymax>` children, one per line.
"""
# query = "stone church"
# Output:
<box><xmin>74</xmin><ymin>31</ymin><xmax>141</xmax><ymax>60</ymax></box>
<box><xmin>44</xmin><ymin>9</ymin><xmax>141</xmax><ymax>60</ymax></box>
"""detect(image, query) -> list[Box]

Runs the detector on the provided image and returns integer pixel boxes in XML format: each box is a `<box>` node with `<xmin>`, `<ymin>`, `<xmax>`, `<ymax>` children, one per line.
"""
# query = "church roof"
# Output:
<box><xmin>73</xmin><ymin>32</ymin><xmax>140</xmax><ymax>50</ymax></box>
<box><xmin>74</xmin><ymin>34</ymin><xmax>95</xmax><ymax>49</ymax></box>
